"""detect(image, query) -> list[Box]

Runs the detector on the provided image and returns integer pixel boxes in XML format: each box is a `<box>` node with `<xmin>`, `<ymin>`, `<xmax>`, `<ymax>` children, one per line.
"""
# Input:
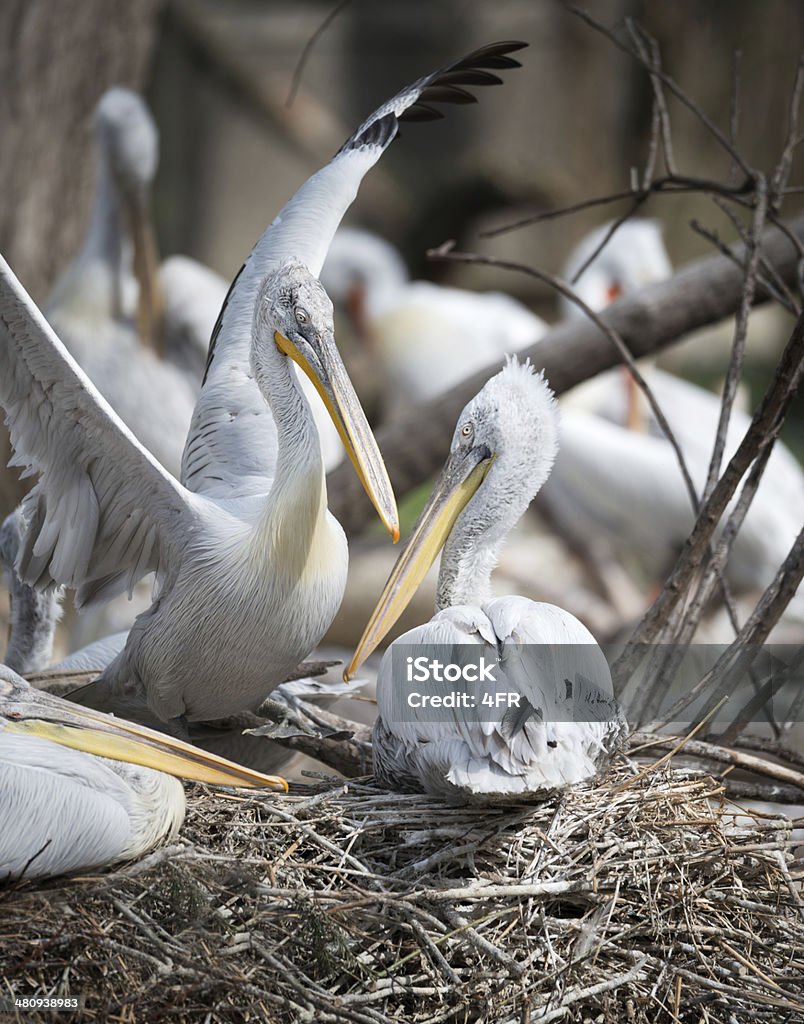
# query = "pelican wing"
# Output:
<box><xmin>184</xmin><ymin>42</ymin><xmax>526</xmax><ymax>499</ymax></box>
<box><xmin>0</xmin><ymin>256</ymin><xmax>193</xmax><ymax>607</ymax></box>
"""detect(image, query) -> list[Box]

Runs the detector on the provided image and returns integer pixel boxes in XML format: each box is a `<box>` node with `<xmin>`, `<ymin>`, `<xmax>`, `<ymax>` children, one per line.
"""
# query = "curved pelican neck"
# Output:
<box><xmin>436</xmin><ymin>514</ymin><xmax>503</xmax><ymax>613</ymax></box>
<box><xmin>435</xmin><ymin>448</ymin><xmax>553</xmax><ymax>613</ymax></box>
<box><xmin>51</xmin><ymin>158</ymin><xmax>127</xmax><ymax>320</ymax></box>
<box><xmin>250</xmin><ymin>341</ymin><xmax>333</xmax><ymax>571</ymax></box>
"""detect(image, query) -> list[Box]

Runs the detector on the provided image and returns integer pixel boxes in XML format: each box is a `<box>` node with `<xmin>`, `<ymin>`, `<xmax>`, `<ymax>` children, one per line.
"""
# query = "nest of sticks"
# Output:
<box><xmin>1</xmin><ymin>757</ymin><xmax>802</xmax><ymax>1024</ymax></box>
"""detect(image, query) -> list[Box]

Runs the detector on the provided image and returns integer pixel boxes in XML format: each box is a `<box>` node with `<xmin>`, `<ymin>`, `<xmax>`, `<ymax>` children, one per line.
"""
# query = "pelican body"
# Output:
<box><xmin>0</xmin><ymin>44</ymin><xmax>526</xmax><ymax>733</ymax></box>
<box><xmin>348</xmin><ymin>361</ymin><xmax>625</xmax><ymax>803</ymax></box>
<box><xmin>320</xmin><ymin>228</ymin><xmax>547</xmax><ymax>418</ymax></box>
<box><xmin>0</xmin><ymin>666</ymin><xmax>285</xmax><ymax>881</ymax></box>
<box><xmin>551</xmin><ymin>220</ymin><xmax>804</xmax><ymax>606</ymax></box>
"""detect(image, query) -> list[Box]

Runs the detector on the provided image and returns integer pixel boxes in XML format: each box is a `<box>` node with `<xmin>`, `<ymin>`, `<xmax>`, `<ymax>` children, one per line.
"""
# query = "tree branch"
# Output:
<box><xmin>327</xmin><ymin>214</ymin><xmax>804</xmax><ymax>536</ymax></box>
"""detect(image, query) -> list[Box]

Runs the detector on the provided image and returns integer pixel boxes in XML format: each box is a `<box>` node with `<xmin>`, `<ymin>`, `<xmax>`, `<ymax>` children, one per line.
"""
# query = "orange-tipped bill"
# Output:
<box><xmin>276</xmin><ymin>329</ymin><xmax>399</xmax><ymax>540</ymax></box>
<box><xmin>345</xmin><ymin>443</ymin><xmax>493</xmax><ymax>679</ymax></box>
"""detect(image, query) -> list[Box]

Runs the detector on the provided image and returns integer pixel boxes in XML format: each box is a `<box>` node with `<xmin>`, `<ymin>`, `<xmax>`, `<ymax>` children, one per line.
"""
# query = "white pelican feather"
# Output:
<box><xmin>0</xmin><ymin>43</ymin><xmax>527</xmax><ymax>734</ymax></box>
<box><xmin>348</xmin><ymin>360</ymin><xmax>626</xmax><ymax>803</ymax></box>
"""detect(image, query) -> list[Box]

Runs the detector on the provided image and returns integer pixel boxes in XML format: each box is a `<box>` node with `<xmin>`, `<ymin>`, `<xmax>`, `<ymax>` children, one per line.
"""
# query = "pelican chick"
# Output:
<box><xmin>347</xmin><ymin>360</ymin><xmax>625</xmax><ymax>803</ymax></box>
<box><xmin>0</xmin><ymin>666</ymin><xmax>285</xmax><ymax>881</ymax></box>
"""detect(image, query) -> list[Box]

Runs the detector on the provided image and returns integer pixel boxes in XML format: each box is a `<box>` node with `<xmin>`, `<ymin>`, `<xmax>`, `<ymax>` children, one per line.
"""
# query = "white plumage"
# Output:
<box><xmin>349</xmin><ymin>360</ymin><xmax>625</xmax><ymax>803</ymax></box>
<box><xmin>46</xmin><ymin>88</ymin><xmax>201</xmax><ymax>479</ymax></box>
<box><xmin>547</xmin><ymin>220</ymin><xmax>804</xmax><ymax>609</ymax></box>
<box><xmin>0</xmin><ymin>44</ymin><xmax>526</xmax><ymax>735</ymax></box>
<box><xmin>320</xmin><ymin>228</ymin><xmax>548</xmax><ymax>417</ymax></box>
<box><xmin>0</xmin><ymin>665</ymin><xmax>285</xmax><ymax>881</ymax></box>
<box><xmin>0</xmin><ymin>731</ymin><xmax>184</xmax><ymax>880</ymax></box>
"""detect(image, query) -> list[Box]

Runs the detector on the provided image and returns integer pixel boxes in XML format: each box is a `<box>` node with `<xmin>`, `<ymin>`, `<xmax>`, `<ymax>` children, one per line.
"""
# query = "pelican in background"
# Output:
<box><xmin>546</xmin><ymin>219</ymin><xmax>804</xmax><ymax>613</ymax></box>
<box><xmin>320</xmin><ymin>228</ymin><xmax>547</xmax><ymax>419</ymax></box>
<box><xmin>0</xmin><ymin>43</ymin><xmax>526</xmax><ymax>740</ymax></box>
<box><xmin>45</xmin><ymin>88</ymin><xmax>205</xmax><ymax>480</ymax></box>
<box><xmin>0</xmin><ymin>665</ymin><xmax>285</xmax><ymax>881</ymax></box>
<box><xmin>347</xmin><ymin>360</ymin><xmax>625</xmax><ymax>803</ymax></box>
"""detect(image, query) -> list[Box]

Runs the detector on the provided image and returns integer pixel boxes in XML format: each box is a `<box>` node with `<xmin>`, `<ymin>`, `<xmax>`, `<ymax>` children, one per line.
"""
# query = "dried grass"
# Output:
<box><xmin>1</xmin><ymin>760</ymin><xmax>802</xmax><ymax>1023</ymax></box>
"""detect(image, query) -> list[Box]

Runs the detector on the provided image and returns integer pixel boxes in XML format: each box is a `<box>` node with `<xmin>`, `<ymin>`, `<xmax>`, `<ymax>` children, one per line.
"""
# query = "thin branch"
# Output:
<box><xmin>703</xmin><ymin>177</ymin><xmax>769</xmax><ymax>502</ymax></box>
<box><xmin>771</xmin><ymin>57</ymin><xmax>804</xmax><ymax>206</ymax></box>
<box><xmin>613</xmin><ymin>309</ymin><xmax>804</xmax><ymax>687</ymax></box>
<box><xmin>626</xmin><ymin>19</ymin><xmax>677</xmax><ymax>176</ymax></box>
<box><xmin>728</xmin><ymin>50</ymin><xmax>743</xmax><ymax>186</ymax></box>
<box><xmin>480</xmin><ymin>175</ymin><xmax>754</xmax><ymax>239</ymax></box>
<box><xmin>285</xmin><ymin>0</ymin><xmax>352</xmax><ymax>109</ymax></box>
<box><xmin>565</xmin><ymin>4</ymin><xmax>754</xmax><ymax>178</ymax></box>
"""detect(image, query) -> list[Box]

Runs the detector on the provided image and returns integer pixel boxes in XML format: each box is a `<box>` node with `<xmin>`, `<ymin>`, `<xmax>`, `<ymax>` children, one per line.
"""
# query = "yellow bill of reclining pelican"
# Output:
<box><xmin>0</xmin><ymin>43</ymin><xmax>527</xmax><ymax>749</ymax></box>
<box><xmin>347</xmin><ymin>359</ymin><xmax>626</xmax><ymax>803</ymax></box>
<box><xmin>0</xmin><ymin>665</ymin><xmax>285</xmax><ymax>881</ymax></box>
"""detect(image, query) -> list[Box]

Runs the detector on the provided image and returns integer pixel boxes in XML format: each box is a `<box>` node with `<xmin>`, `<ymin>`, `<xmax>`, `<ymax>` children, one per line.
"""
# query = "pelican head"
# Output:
<box><xmin>561</xmin><ymin>218</ymin><xmax>672</xmax><ymax>316</ymax></box>
<box><xmin>258</xmin><ymin>259</ymin><xmax>399</xmax><ymax>540</ymax></box>
<box><xmin>95</xmin><ymin>87</ymin><xmax>158</xmax><ymax>196</ymax></box>
<box><xmin>347</xmin><ymin>359</ymin><xmax>558</xmax><ymax>675</ymax></box>
<box><xmin>94</xmin><ymin>87</ymin><xmax>163</xmax><ymax>351</ymax></box>
<box><xmin>0</xmin><ymin>666</ymin><xmax>287</xmax><ymax>791</ymax></box>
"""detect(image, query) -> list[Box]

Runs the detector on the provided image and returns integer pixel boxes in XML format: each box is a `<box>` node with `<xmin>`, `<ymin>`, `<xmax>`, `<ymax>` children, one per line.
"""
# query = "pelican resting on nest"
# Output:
<box><xmin>347</xmin><ymin>360</ymin><xmax>626</xmax><ymax>803</ymax></box>
<box><xmin>0</xmin><ymin>43</ymin><xmax>526</xmax><ymax>744</ymax></box>
<box><xmin>0</xmin><ymin>665</ymin><xmax>285</xmax><ymax>881</ymax></box>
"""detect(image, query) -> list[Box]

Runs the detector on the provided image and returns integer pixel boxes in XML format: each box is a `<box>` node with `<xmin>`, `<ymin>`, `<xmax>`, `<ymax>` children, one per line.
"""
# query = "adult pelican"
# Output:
<box><xmin>158</xmin><ymin>254</ymin><xmax>344</xmax><ymax>472</ymax></box>
<box><xmin>45</xmin><ymin>88</ymin><xmax>203</xmax><ymax>479</ymax></box>
<box><xmin>0</xmin><ymin>43</ymin><xmax>526</xmax><ymax>738</ymax></box>
<box><xmin>320</xmin><ymin>228</ymin><xmax>547</xmax><ymax>418</ymax></box>
<box><xmin>1</xmin><ymin>506</ymin><xmax>366</xmax><ymax>778</ymax></box>
<box><xmin>0</xmin><ymin>665</ymin><xmax>286</xmax><ymax>881</ymax></box>
<box><xmin>547</xmin><ymin>220</ymin><xmax>804</xmax><ymax>608</ymax></box>
<box><xmin>347</xmin><ymin>361</ymin><xmax>625</xmax><ymax>803</ymax></box>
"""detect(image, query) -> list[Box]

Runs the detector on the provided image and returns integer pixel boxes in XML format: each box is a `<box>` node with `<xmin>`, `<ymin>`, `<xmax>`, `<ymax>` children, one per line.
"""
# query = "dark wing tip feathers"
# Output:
<box><xmin>400</xmin><ymin>40</ymin><xmax>526</xmax><ymax>123</ymax></box>
<box><xmin>341</xmin><ymin>39</ymin><xmax>527</xmax><ymax>148</ymax></box>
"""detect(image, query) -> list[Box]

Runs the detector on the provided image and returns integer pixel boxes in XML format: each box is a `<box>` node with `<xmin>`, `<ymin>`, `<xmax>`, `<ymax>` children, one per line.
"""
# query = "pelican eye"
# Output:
<box><xmin>295</xmin><ymin>309</ymin><xmax>308</xmax><ymax>325</ymax></box>
<box><xmin>459</xmin><ymin>423</ymin><xmax>474</xmax><ymax>441</ymax></box>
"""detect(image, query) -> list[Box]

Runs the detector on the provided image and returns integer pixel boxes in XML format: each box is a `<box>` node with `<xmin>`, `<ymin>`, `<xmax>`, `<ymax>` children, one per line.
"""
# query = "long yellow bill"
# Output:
<box><xmin>276</xmin><ymin>330</ymin><xmax>399</xmax><ymax>540</ymax></box>
<box><xmin>345</xmin><ymin>444</ymin><xmax>493</xmax><ymax>679</ymax></box>
<box><xmin>1</xmin><ymin>675</ymin><xmax>287</xmax><ymax>791</ymax></box>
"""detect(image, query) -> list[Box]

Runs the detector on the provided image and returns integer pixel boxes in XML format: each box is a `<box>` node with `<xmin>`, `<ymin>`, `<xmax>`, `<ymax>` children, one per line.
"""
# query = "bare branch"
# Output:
<box><xmin>770</xmin><ymin>57</ymin><xmax>804</xmax><ymax>206</ymax></box>
<box><xmin>285</xmin><ymin>0</ymin><xmax>352</xmax><ymax>109</ymax></box>
<box><xmin>565</xmin><ymin>4</ymin><xmax>754</xmax><ymax>178</ymax></box>
<box><xmin>613</xmin><ymin>308</ymin><xmax>804</xmax><ymax>686</ymax></box>
<box><xmin>328</xmin><ymin>215</ymin><xmax>804</xmax><ymax>536</ymax></box>
<box><xmin>703</xmin><ymin>178</ymin><xmax>769</xmax><ymax>502</ymax></box>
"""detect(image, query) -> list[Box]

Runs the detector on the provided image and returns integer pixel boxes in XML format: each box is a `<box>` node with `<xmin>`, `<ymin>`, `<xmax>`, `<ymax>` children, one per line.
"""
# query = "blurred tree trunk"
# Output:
<box><xmin>0</xmin><ymin>0</ymin><xmax>163</xmax><ymax>514</ymax></box>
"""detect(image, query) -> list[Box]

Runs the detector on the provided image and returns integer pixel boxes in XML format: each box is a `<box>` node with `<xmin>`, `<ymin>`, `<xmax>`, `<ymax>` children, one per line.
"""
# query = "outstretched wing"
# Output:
<box><xmin>0</xmin><ymin>256</ymin><xmax>194</xmax><ymax>607</ymax></box>
<box><xmin>183</xmin><ymin>41</ymin><xmax>527</xmax><ymax>499</ymax></box>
